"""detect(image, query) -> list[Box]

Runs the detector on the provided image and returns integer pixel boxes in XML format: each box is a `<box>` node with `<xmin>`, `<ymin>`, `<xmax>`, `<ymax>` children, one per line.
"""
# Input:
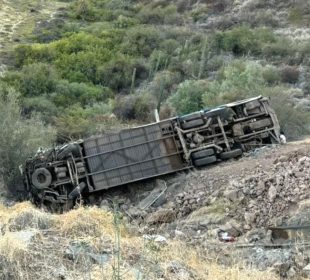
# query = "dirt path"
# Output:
<box><xmin>0</xmin><ymin>0</ymin><xmax>24</xmax><ymax>75</ymax></box>
<box><xmin>0</xmin><ymin>0</ymin><xmax>24</xmax><ymax>45</ymax></box>
<box><xmin>0</xmin><ymin>0</ymin><xmax>67</xmax><ymax>76</ymax></box>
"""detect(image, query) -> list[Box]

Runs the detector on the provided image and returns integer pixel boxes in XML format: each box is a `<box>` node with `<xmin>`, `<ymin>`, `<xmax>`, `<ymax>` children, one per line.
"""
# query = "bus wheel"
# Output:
<box><xmin>220</xmin><ymin>149</ymin><xmax>242</xmax><ymax>160</ymax></box>
<box><xmin>194</xmin><ymin>155</ymin><xmax>217</xmax><ymax>167</ymax></box>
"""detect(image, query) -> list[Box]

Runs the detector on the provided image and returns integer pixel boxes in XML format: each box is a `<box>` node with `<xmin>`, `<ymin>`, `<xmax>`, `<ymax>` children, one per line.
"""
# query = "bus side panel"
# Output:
<box><xmin>83</xmin><ymin>120</ymin><xmax>185</xmax><ymax>191</ymax></box>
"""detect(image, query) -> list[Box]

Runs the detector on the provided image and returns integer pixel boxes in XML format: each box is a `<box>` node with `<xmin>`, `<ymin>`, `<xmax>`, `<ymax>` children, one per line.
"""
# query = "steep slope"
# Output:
<box><xmin>0</xmin><ymin>141</ymin><xmax>309</xmax><ymax>279</ymax></box>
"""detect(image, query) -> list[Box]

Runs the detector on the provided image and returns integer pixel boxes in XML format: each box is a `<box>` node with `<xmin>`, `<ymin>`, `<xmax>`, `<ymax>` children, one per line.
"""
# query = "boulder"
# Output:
<box><xmin>146</xmin><ymin>209</ymin><xmax>175</xmax><ymax>224</ymax></box>
<box><xmin>268</xmin><ymin>185</ymin><xmax>277</xmax><ymax>202</ymax></box>
<box><xmin>244</xmin><ymin>212</ymin><xmax>256</xmax><ymax>225</ymax></box>
<box><xmin>219</xmin><ymin>220</ymin><xmax>242</xmax><ymax>237</ymax></box>
<box><xmin>302</xmin><ymin>263</ymin><xmax>310</xmax><ymax>278</ymax></box>
<box><xmin>223</xmin><ymin>189</ymin><xmax>239</xmax><ymax>202</ymax></box>
<box><xmin>10</xmin><ymin>230</ymin><xmax>39</xmax><ymax>245</ymax></box>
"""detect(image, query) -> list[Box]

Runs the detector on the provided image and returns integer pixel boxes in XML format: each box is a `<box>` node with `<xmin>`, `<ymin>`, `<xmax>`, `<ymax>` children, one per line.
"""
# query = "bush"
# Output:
<box><xmin>262</xmin><ymin>38</ymin><xmax>295</xmax><ymax>58</ymax></box>
<box><xmin>0</xmin><ymin>88</ymin><xmax>56</xmax><ymax>190</ymax></box>
<box><xmin>55</xmin><ymin>49</ymin><xmax>111</xmax><ymax>83</ymax></box>
<box><xmin>113</xmin><ymin>15</ymin><xmax>138</xmax><ymax>28</ymax></box>
<box><xmin>51</xmin><ymin>80</ymin><xmax>113</xmax><ymax>107</ymax></box>
<box><xmin>138</xmin><ymin>4</ymin><xmax>181</xmax><ymax>25</ymax></box>
<box><xmin>96</xmin><ymin>56</ymin><xmax>145</xmax><ymax>93</ymax></box>
<box><xmin>206</xmin><ymin>55</ymin><xmax>227</xmax><ymax>72</ymax></box>
<box><xmin>114</xmin><ymin>94</ymin><xmax>156</xmax><ymax>121</ymax></box>
<box><xmin>203</xmin><ymin>60</ymin><xmax>266</xmax><ymax>106</ymax></box>
<box><xmin>168</xmin><ymin>80</ymin><xmax>207</xmax><ymax>114</ymax></box>
<box><xmin>212</xmin><ymin>26</ymin><xmax>276</xmax><ymax>56</ymax></box>
<box><xmin>190</xmin><ymin>4</ymin><xmax>208</xmax><ymax>22</ymax></box>
<box><xmin>280</xmin><ymin>66</ymin><xmax>300</xmax><ymax>84</ymax></box>
<box><xmin>121</xmin><ymin>26</ymin><xmax>161</xmax><ymax>57</ymax></box>
<box><xmin>288</xmin><ymin>8</ymin><xmax>304</xmax><ymax>25</ymax></box>
<box><xmin>159</xmin><ymin>39</ymin><xmax>181</xmax><ymax>55</ymax></box>
<box><xmin>22</xmin><ymin>96</ymin><xmax>59</xmax><ymax>123</ymax></box>
<box><xmin>147</xmin><ymin>70</ymin><xmax>182</xmax><ymax>110</ymax></box>
<box><xmin>262</xmin><ymin>66</ymin><xmax>281</xmax><ymax>85</ymax></box>
<box><xmin>149</xmin><ymin>50</ymin><xmax>170</xmax><ymax>74</ymax></box>
<box><xmin>19</xmin><ymin>63</ymin><xmax>58</xmax><ymax>96</ymax></box>
<box><xmin>55</xmin><ymin>104</ymin><xmax>93</xmax><ymax>139</ymax></box>
<box><xmin>14</xmin><ymin>44</ymin><xmax>56</xmax><ymax>68</ymax></box>
<box><xmin>263</xmin><ymin>87</ymin><xmax>310</xmax><ymax>139</ymax></box>
<box><xmin>55</xmin><ymin>100</ymin><xmax>116</xmax><ymax>139</ymax></box>
<box><xmin>71</xmin><ymin>0</ymin><xmax>96</xmax><ymax>21</ymax></box>
<box><xmin>213</xmin><ymin>26</ymin><xmax>262</xmax><ymax>55</ymax></box>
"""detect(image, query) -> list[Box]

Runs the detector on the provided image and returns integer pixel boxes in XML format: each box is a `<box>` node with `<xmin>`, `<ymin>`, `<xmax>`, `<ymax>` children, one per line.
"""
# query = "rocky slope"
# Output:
<box><xmin>104</xmin><ymin>140</ymin><xmax>310</xmax><ymax>279</ymax></box>
<box><xmin>1</xmin><ymin>141</ymin><xmax>309</xmax><ymax>279</ymax></box>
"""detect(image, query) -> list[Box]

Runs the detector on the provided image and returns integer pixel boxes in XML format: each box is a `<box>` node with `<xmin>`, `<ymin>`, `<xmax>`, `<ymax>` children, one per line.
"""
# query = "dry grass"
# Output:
<box><xmin>157</xmin><ymin>241</ymin><xmax>280</xmax><ymax>280</ymax></box>
<box><xmin>0</xmin><ymin>202</ymin><xmax>282</xmax><ymax>280</ymax></box>
<box><xmin>56</xmin><ymin>206</ymin><xmax>127</xmax><ymax>239</ymax></box>
<box><xmin>0</xmin><ymin>232</ymin><xmax>27</xmax><ymax>260</ymax></box>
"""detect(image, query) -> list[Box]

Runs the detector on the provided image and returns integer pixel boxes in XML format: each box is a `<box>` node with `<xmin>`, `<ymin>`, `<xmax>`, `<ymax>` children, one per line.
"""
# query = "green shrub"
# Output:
<box><xmin>149</xmin><ymin>50</ymin><xmax>170</xmax><ymax>74</ymax></box>
<box><xmin>52</xmin><ymin>32</ymin><xmax>106</xmax><ymax>54</ymax></box>
<box><xmin>114</xmin><ymin>94</ymin><xmax>156</xmax><ymax>121</ymax></box>
<box><xmin>288</xmin><ymin>8</ymin><xmax>304</xmax><ymax>25</ymax></box>
<box><xmin>262</xmin><ymin>66</ymin><xmax>281</xmax><ymax>85</ymax></box>
<box><xmin>212</xmin><ymin>26</ymin><xmax>276</xmax><ymax>55</ymax></box>
<box><xmin>22</xmin><ymin>96</ymin><xmax>59</xmax><ymax>123</ymax></box>
<box><xmin>55</xmin><ymin>104</ymin><xmax>92</xmax><ymax>139</ymax></box>
<box><xmin>55</xmin><ymin>49</ymin><xmax>112</xmax><ymax>83</ymax></box>
<box><xmin>263</xmin><ymin>87</ymin><xmax>310</xmax><ymax>139</ymax></box>
<box><xmin>190</xmin><ymin>4</ymin><xmax>208</xmax><ymax>22</ymax></box>
<box><xmin>138</xmin><ymin>4</ymin><xmax>181</xmax><ymax>25</ymax></box>
<box><xmin>0</xmin><ymin>88</ymin><xmax>56</xmax><ymax>190</ymax></box>
<box><xmin>71</xmin><ymin>0</ymin><xmax>96</xmax><ymax>21</ymax></box>
<box><xmin>96</xmin><ymin>56</ymin><xmax>146</xmax><ymax>93</ymax></box>
<box><xmin>148</xmin><ymin>70</ymin><xmax>182</xmax><ymax>109</ymax></box>
<box><xmin>212</xmin><ymin>26</ymin><xmax>255</xmax><ymax>55</ymax></box>
<box><xmin>55</xmin><ymin>100</ymin><xmax>117</xmax><ymax>139</ymax></box>
<box><xmin>121</xmin><ymin>26</ymin><xmax>161</xmax><ymax>57</ymax></box>
<box><xmin>168</xmin><ymin>80</ymin><xmax>207</xmax><ymax>114</ymax></box>
<box><xmin>159</xmin><ymin>39</ymin><xmax>181</xmax><ymax>55</ymax></box>
<box><xmin>19</xmin><ymin>63</ymin><xmax>58</xmax><ymax>96</ymax></box>
<box><xmin>14</xmin><ymin>44</ymin><xmax>56</xmax><ymax>68</ymax></box>
<box><xmin>203</xmin><ymin>60</ymin><xmax>266</xmax><ymax>106</ymax></box>
<box><xmin>262</xmin><ymin>38</ymin><xmax>295</xmax><ymax>58</ymax></box>
<box><xmin>113</xmin><ymin>15</ymin><xmax>139</xmax><ymax>28</ymax></box>
<box><xmin>51</xmin><ymin>80</ymin><xmax>113</xmax><ymax>107</ymax></box>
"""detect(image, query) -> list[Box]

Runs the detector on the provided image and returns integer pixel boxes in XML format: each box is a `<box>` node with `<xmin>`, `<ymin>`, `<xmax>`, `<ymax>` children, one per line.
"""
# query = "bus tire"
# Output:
<box><xmin>181</xmin><ymin>118</ymin><xmax>205</xmax><ymax>130</ymax></box>
<box><xmin>220</xmin><ymin>149</ymin><xmax>243</xmax><ymax>160</ymax></box>
<box><xmin>191</xmin><ymin>149</ymin><xmax>214</xmax><ymax>160</ymax></box>
<box><xmin>31</xmin><ymin>168</ymin><xmax>52</xmax><ymax>189</ymax></box>
<box><xmin>180</xmin><ymin>112</ymin><xmax>202</xmax><ymax>122</ymax></box>
<box><xmin>194</xmin><ymin>156</ymin><xmax>217</xmax><ymax>167</ymax></box>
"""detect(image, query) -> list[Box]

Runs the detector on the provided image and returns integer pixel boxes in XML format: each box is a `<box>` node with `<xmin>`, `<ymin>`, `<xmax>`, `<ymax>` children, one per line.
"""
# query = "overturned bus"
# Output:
<box><xmin>23</xmin><ymin>96</ymin><xmax>281</xmax><ymax>208</ymax></box>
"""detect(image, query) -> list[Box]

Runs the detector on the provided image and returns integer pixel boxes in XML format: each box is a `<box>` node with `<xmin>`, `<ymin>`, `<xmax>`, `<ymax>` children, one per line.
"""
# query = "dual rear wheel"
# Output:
<box><xmin>191</xmin><ymin>148</ymin><xmax>243</xmax><ymax>167</ymax></box>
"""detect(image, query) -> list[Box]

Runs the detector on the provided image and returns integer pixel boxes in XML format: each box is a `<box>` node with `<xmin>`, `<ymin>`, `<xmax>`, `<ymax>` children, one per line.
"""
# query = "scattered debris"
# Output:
<box><xmin>143</xmin><ymin>234</ymin><xmax>168</xmax><ymax>244</ymax></box>
<box><xmin>65</xmin><ymin>241</ymin><xmax>111</xmax><ymax>266</ymax></box>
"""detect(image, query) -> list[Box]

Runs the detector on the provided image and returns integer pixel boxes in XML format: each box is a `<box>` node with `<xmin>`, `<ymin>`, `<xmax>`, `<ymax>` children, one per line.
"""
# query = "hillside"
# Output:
<box><xmin>0</xmin><ymin>0</ymin><xmax>309</xmax><ymax>139</ymax></box>
<box><xmin>0</xmin><ymin>140</ymin><xmax>310</xmax><ymax>279</ymax></box>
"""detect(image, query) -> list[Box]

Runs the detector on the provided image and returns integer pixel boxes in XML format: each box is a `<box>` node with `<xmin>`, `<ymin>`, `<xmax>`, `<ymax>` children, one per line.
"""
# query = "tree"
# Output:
<box><xmin>0</xmin><ymin>86</ymin><xmax>56</xmax><ymax>192</ymax></box>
